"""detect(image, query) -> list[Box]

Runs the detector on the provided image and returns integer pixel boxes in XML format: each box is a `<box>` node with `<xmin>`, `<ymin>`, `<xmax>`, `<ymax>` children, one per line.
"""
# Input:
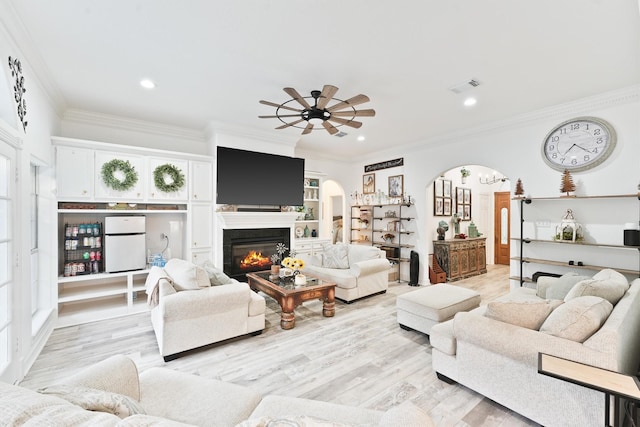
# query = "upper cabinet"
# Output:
<box><xmin>190</xmin><ymin>161</ymin><xmax>213</xmax><ymax>202</ymax></box>
<box><xmin>94</xmin><ymin>151</ymin><xmax>146</xmax><ymax>201</ymax></box>
<box><xmin>147</xmin><ymin>158</ymin><xmax>189</xmax><ymax>201</ymax></box>
<box><xmin>56</xmin><ymin>146</ymin><xmax>94</xmax><ymax>200</ymax></box>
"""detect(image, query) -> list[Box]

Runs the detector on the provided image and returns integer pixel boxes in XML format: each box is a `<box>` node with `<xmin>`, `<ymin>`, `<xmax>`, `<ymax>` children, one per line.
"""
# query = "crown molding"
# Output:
<box><xmin>62</xmin><ymin>109</ymin><xmax>206</xmax><ymax>143</ymax></box>
<box><xmin>0</xmin><ymin>1</ymin><xmax>66</xmax><ymax>118</ymax></box>
<box><xmin>398</xmin><ymin>84</ymin><xmax>640</xmax><ymax>153</ymax></box>
<box><xmin>206</xmin><ymin>120</ymin><xmax>299</xmax><ymax>150</ymax></box>
<box><xmin>0</xmin><ymin>118</ymin><xmax>22</xmax><ymax>149</ymax></box>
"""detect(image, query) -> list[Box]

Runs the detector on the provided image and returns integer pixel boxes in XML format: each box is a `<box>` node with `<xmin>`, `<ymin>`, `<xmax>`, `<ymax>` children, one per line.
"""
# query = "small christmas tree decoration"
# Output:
<box><xmin>514</xmin><ymin>178</ymin><xmax>525</xmax><ymax>198</ymax></box>
<box><xmin>560</xmin><ymin>169</ymin><xmax>576</xmax><ymax>197</ymax></box>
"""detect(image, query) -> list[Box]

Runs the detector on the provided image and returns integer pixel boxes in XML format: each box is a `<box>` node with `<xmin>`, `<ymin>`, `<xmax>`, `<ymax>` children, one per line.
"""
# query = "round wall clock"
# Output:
<box><xmin>541</xmin><ymin>116</ymin><xmax>616</xmax><ymax>172</ymax></box>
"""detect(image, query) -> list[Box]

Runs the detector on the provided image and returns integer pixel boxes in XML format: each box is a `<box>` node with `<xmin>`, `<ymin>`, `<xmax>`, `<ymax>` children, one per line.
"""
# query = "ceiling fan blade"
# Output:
<box><xmin>316</xmin><ymin>85</ymin><xmax>339</xmax><ymax>110</ymax></box>
<box><xmin>321</xmin><ymin>121</ymin><xmax>339</xmax><ymax>135</ymax></box>
<box><xmin>328</xmin><ymin>117</ymin><xmax>363</xmax><ymax>129</ymax></box>
<box><xmin>259</xmin><ymin>100</ymin><xmax>302</xmax><ymax>113</ymax></box>
<box><xmin>259</xmin><ymin>114</ymin><xmax>301</xmax><ymax>119</ymax></box>
<box><xmin>302</xmin><ymin>123</ymin><xmax>314</xmax><ymax>135</ymax></box>
<box><xmin>275</xmin><ymin>118</ymin><xmax>305</xmax><ymax>129</ymax></box>
<box><xmin>283</xmin><ymin>87</ymin><xmax>311</xmax><ymax>109</ymax></box>
<box><xmin>327</xmin><ymin>94</ymin><xmax>370</xmax><ymax>112</ymax></box>
<box><xmin>331</xmin><ymin>109</ymin><xmax>376</xmax><ymax>117</ymax></box>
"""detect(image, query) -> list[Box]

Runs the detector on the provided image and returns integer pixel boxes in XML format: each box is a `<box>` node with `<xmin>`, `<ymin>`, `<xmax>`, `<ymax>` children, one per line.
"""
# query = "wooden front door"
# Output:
<box><xmin>494</xmin><ymin>191</ymin><xmax>510</xmax><ymax>265</ymax></box>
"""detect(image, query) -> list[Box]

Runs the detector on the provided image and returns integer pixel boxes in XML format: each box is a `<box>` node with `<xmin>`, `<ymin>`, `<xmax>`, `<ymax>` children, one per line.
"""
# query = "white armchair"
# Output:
<box><xmin>301</xmin><ymin>244</ymin><xmax>390</xmax><ymax>303</ymax></box>
<box><xmin>145</xmin><ymin>259</ymin><xmax>266</xmax><ymax>361</ymax></box>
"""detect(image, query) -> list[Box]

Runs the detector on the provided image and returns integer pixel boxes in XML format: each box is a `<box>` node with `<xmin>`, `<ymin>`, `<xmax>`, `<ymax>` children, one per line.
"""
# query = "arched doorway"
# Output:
<box><xmin>321</xmin><ymin>179</ymin><xmax>346</xmax><ymax>244</ymax></box>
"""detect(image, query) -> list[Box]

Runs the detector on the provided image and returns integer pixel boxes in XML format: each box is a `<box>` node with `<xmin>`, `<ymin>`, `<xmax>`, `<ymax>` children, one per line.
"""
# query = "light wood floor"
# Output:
<box><xmin>21</xmin><ymin>265</ymin><xmax>539</xmax><ymax>426</ymax></box>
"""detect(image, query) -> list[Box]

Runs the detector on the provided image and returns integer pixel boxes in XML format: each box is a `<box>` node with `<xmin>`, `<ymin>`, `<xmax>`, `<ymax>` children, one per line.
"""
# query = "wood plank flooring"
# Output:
<box><xmin>20</xmin><ymin>265</ymin><xmax>539</xmax><ymax>426</ymax></box>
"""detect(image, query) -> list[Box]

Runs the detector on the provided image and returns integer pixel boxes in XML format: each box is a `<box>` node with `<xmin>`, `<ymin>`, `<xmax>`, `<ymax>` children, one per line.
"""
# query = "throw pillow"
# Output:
<box><xmin>484</xmin><ymin>300</ymin><xmax>563</xmax><ymax>330</ymax></box>
<box><xmin>163</xmin><ymin>258</ymin><xmax>201</xmax><ymax>291</ymax></box>
<box><xmin>38</xmin><ymin>385</ymin><xmax>146</xmax><ymax>419</ymax></box>
<box><xmin>201</xmin><ymin>260</ymin><xmax>234</xmax><ymax>286</ymax></box>
<box><xmin>322</xmin><ymin>243</ymin><xmax>349</xmax><ymax>269</ymax></box>
<box><xmin>564</xmin><ymin>269</ymin><xmax>629</xmax><ymax>305</ymax></box>
<box><xmin>540</xmin><ymin>295</ymin><xmax>613</xmax><ymax>342</ymax></box>
<box><xmin>538</xmin><ymin>273</ymin><xmax>591</xmax><ymax>300</ymax></box>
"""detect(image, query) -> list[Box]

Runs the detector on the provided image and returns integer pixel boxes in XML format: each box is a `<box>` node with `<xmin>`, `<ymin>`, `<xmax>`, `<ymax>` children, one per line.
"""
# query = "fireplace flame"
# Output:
<box><xmin>239</xmin><ymin>250</ymin><xmax>271</xmax><ymax>270</ymax></box>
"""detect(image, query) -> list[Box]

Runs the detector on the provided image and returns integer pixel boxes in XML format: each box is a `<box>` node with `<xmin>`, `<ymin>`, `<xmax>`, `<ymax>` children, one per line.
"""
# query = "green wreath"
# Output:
<box><xmin>153</xmin><ymin>163</ymin><xmax>185</xmax><ymax>193</ymax></box>
<box><xmin>101</xmin><ymin>159</ymin><xmax>138</xmax><ymax>191</ymax></box>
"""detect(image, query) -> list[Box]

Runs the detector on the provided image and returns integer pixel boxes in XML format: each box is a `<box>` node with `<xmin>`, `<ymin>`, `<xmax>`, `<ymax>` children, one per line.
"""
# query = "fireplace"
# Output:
<box><xmin>223</xmin><ymin>228</ymin><xmax>290</xmax><ymax>281</ymax></box>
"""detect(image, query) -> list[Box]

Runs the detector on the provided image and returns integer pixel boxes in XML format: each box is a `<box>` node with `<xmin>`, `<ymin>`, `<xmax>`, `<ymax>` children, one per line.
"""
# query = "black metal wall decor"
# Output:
<box><xmin>8</xmin><ymin>56</ymin><xmax>28</xmax><ymax>132</ymax></box>
<box><xmin>364</xmin><ymin>158</ymin><xmax>403</xmax><ymax>172</ymax></box>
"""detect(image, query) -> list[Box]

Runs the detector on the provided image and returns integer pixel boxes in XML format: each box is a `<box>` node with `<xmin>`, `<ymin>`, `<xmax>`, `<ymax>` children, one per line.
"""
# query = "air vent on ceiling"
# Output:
<box><xmin>448</xmin><ymin>79</ymin><xmax>481</xmax><ymax>94</ymax></box>
<box><xmin>333</xmin><ymin>131</ymin><xmax>348</xmax><ymax>138</ymax></box>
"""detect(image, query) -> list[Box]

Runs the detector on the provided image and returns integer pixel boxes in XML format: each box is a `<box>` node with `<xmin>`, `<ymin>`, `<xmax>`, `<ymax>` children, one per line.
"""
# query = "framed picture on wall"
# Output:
<box><xmin>388</xmin><ymin>175</ymin><xmax>403</xmax><ymax>197</ymax></box>
<box><xmin>363</xmin><ymin>173</ymin><xmax>375</xmax><ymax>194</ymax></box>
<box><xmin>456</xmin><ymin>187</ymin><xmax>472</xmax><ymax>221</ymax></box>
<box><xmin>434</xmin><ymin>180</ymin><xmax>443</xmax><ymax>197</ymax></box>
<box><xmin>443</xmin><ymin>180</ymin><xmax>452</xmax><ymax>198</ymax></box>
<box><xmin>434</xmin><ymin>197</ymin><xmax>444</xmax><ymax>215</ymax></box>
<box><xmin>443</xmin><ymin>198</ymin><xmax>452</xmax><ymax>216</ymax></box>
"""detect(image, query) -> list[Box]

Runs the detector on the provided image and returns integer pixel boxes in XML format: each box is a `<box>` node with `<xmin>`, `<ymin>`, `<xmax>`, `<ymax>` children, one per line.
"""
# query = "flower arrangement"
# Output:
<box><xmin>460</xmin><ymin>167</ymin><xmax>471</xmax><ymax>178</ymax></box>
<box><xmin>281</xmin><ymin>257</ymin><xmax>305</xmax><ymax>272</ymax></box>
<box><xmin>383</xmin><ymin>233</ymin><xmax>395</xmax><ymax>242</ymax></box>
<box><xmin>269</xmin><ymin>243</ymin><xmax>288</xmax><ymax>275</ymax></box>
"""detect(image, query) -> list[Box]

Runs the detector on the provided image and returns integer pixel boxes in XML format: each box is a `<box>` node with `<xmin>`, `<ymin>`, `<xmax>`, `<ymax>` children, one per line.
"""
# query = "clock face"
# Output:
<box><xmin>542</xmin><ymin>117</ymin><xmax>616</xmax><ymax>172</ymax></box>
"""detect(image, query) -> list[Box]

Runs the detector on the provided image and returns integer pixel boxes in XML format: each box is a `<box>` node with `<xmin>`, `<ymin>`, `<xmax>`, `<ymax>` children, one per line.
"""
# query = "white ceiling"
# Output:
<box><xmin>7</xmin><ymin>0</ymin><xmax>640</xmax><ymax>157</ymax></box>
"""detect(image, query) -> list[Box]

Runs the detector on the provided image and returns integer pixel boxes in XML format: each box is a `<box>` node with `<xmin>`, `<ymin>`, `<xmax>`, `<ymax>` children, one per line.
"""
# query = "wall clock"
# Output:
<box><xmin>541</xmin><ymin>116</ymin><xmax>616</xmax><ymax>172</ymax></box>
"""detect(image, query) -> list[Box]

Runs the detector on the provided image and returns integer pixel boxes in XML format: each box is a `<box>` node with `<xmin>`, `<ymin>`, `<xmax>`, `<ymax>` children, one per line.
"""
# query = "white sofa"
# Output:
<box><xmin>145</xmin><ymin>259</ymin><xmax>266</xmax><ymax>361</ymax></box>
<box><xmin>0</xmin><ymin>355</ymin><xmax>434</xmax><ymax>426</ymax></box>
<box><xmin>301</xmin><ymin>243</ymin><xmax>391</xmax><ymax>302</ymax></box>
<box><xmin>430</xmin><ymin>270</ymin><xmax>640</xmax><ymax>427</ymax></box>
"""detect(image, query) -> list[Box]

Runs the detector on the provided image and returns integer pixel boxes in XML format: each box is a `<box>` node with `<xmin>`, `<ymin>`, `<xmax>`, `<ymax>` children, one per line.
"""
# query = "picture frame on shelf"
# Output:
<box><xmin>388</xmin><ymin>175</ymin><xmax>403</xmax><ymax>197</ymax></box>
<box><xmin>363</xmin><ymin>173</ymin><xmax>375</xmax><ymax>194</ymax></box>
<box><xmin>456</xmin><ymin>187</ymin><xmax>472</xmax><ymax>221</ymax></box>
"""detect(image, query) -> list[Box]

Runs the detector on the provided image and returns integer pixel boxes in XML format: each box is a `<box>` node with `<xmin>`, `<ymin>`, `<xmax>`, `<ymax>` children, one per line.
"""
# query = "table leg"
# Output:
<box><xmin>323</xmin><ymin>300</ymin><xmax>335</xmax><ymax>317</ymax></box>
<box><xmin>280</xmin><ymin>311</ymin><xmax>295</xmax><ymax>330</ymax></box>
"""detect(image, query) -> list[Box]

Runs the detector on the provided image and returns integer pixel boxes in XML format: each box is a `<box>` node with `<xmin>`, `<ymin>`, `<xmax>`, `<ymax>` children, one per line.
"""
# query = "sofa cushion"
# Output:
<box><xmin>38</xmin><ymin>385</ymin><xmax>146</xmax><ymax>419</ymax></box>
<box><xmin>429</xmin><ymin>319</ymin><xmax>456</xmax><ymax>355</ymax></box>
<box><xmin>236</xmin><ymin>415</ymin><xmax>352</xmax><ymax>426</ymax></box>
<box><xmin>200</xmin><ymin>260</ymin><xmax>234</xmax><ymax>286</ymax></box>
<box><xmin>564</xmin><ymin>269</ymin><xmax>629</xmax><ymax>305</ymax></box>
<box><xmin>484</xmin><ymin>299</ymin><xmax>563</xmax><ymax>330</ymax></box>
<box><xmin>537</xmin><ymin>272</ymin><xmax>591</xmax><ymax>300</ymax></box>
<box><xmin>116</xmin><ymin>414</ymin><xmax>197</xmax><ymax>426</ymax></box>
<box><xmin>347</xmin><ymin>245</ymin><xmax>382</xmax><ymax>264</ymax></box>
<box><xmin>164</xmin><ymin>259</ymin><xmax>210</xmax><ymax>290</ymax></box>
<box><xmin>322</xmin><ymin>243</ymin><xmax>350</xmax><ymax>269</ymax></box>
<box><xmin>540</xmin><ymin>296</ymin><xmax>613</xmax><ymax>342</ymax></box>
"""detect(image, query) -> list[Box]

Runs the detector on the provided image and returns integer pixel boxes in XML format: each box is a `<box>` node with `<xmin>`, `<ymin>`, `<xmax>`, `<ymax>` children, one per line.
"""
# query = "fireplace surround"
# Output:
<box><xmin>223</xmin><ymin>227</ymin><xmax>290</xmax><ymax>281</ymax></box>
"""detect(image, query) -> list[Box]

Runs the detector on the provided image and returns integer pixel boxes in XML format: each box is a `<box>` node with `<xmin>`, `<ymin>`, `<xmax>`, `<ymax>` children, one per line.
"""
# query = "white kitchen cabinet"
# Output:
<box><xmin>147</xmin><ymin>157</ymin><xmax>189</xmax><ymax>202</ymax></box>
<box><xmin>95</xmin><ymin>151</ymin><xmax>146</xmax><ymax>201</ymax></box>
<box><xmin>56</xmin><ymin>146</ymin><xmax>94</xmax><ymax>200</ymax></box>
<box><xmin>190</xmin><ymin>160</ymin><xmax>213</xmax><ymax>202</ymax></box>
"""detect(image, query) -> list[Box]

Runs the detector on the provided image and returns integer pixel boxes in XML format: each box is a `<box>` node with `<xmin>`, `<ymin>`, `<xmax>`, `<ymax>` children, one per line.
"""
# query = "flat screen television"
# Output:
<box><xmin>216</xmin><ymin>146</ymin><xmax>305</xmax><ymax>206</ymax></box>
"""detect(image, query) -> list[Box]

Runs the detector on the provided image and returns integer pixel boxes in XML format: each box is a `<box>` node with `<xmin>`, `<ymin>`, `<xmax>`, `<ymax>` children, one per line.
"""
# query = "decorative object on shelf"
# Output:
<box><xmin>514</xmin><ymin>178</ymin><xmax>525</xmax><ymax>198</ymax></box>
<box><xmin>456</xmin><ymin>187</ymin><xmax>472</xmax><ymax>220</ymax></box>
<box><xmin>153</xmin><ymin>163</ymin><xmax>185</xmax><ymax>193</ymax></box>
<box><xmin>457</xmin><ymin>233</ymin><xmax>467</xmax><ymax>239</ymax></box>
<box><xmin>383</xmin><ymin>233</ymin><xmax>395</xmax><ymax>243</ymax></box>
<box><xmin>295</xmin><ymin>205</ymin><xmax>306</xmax><ymax>220</ymax></box>
<box><xmin>363</xmin><ymin>173</ymin><xmax>375</xmax><ymax>194</ymax></box>
<box><xmin>8</xmin><ymin>56</ymin><xmax>28</xmax><ymax>132</ymax></box>
<box><xmin>311</xmin><ymin>229</ymin><xmax>317</xmax><ymax>237</ymax></box>
<box><xmin>452</xmin><ymin>213</ymin><xmax>461</xmax><ymax>235</ymax></box>
<box><xmin>554</xmin><ymin>209</ymin><xmax>583</xmax><ymax>242</ymax></box>
<box><xmin>467</xmin><ymin>221</ymin><xmax>481</xmax><ymax>238</ymax></box>
<box><xmin>217</xmin><ymin>204</ymin><xmax>237</xmax><ymax>212</ymax></box>
<box><xmin>460</xmin><ymin>167</ymin><xmax>471</xmax><ymax>184</ymax></box>
<box><xmin>295</xmin><ymin>226</ymin><xmax>304</xmax><ymax>238</ymax></box>
<box><xmin>270</xmin><ymin>242</ymin><xmax>288</xmax><ymax>275</ymax></box>
<box><xmin>305</xmin><ymin>207</ymin><xmax>315</xmax><ymax>220</ymax></box>
<box><xmin>560</xmin><ymin>169</ymin><xmax>576</xmax><ymax>197</ymax></box>
<box><xmin>101</xmin><ymin>158</ymin><xmax>139</xmax><ymax>191</ymax></box>
<box><xmin>384</xmin><ymin>210</ymin><xmax>397</xmax><ymax>218</ymax></box>
<box><xmin>304</xmin><ymin>224</ymin><xmax>310</xmax><ymax>237</ymax></box>
<box><xmin>294</xmin><ymin>274</ymin><xmax>307</xmax><ymax>285</ymax></box>
<box><xmin>259</xmin><ymin>84</ymin><xmax>376</xmax><ymax>135</ymax></box>
<box><xmin>479</xmin><ymin>171</ymin><xmax>506</xmax><ymax>185</ymax></box>
<box><xmin>437</xmin><ymin>220</ymin><xmax>449</xmax><ymax>240</ymax></box>
<box><xmin>623</xmin><ymin>222</ymin><xmax>640</xmax><ymax>246</ymax></box>
<box><xmin>388</xmin><ymin>174</ymin><xmax>403</xmax><ymax>198</ymax></box>
<box><xmin>304</xmin><ymin>178</ymin><xmax>310</xmax><ymax>187</ymax></box>
<box><xmin>542</xmin><ymin>116</ymin><xmax>617</xmax><ymax>172</ymax></box>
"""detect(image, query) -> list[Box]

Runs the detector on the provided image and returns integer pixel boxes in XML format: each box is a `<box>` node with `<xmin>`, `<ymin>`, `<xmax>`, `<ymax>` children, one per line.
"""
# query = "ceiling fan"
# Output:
<box><xmin>259</xmin><ymin>85</ymin><xmax>376</xmax><ymax>135</ymax></box>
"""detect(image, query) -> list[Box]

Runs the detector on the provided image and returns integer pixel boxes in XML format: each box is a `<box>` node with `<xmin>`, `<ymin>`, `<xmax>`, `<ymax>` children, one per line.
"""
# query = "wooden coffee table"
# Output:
<box><xmin>246</xmin><ymin>271</ymin><xmax>336</xmax><ymax>330</ymax></box>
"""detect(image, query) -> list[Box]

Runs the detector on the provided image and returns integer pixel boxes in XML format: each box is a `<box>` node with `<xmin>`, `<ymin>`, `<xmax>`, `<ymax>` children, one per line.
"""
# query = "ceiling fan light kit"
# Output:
<box><xmin>259</xmin><ymin>85</ymin><xmax>375</xmax><ymax>135</ymax></box>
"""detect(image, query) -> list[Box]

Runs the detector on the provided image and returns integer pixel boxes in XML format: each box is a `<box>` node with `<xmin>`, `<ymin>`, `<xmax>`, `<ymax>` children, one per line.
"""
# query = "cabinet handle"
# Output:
<box><xmin>151</xmin><ymin>193</ymin><xmax>155</xmax><ymax>197</ymax></box>
<box><xmin>193</xmin><ymin>241</ymin><xmax>198</xmax><ymax>247</ymax></box>
<box><xmin>193</xmin><ymin>194</ymin><xmax>198</xmax><ymax>199</ymax></box>
<box><xmin>82</xmin><ymin>190</ymin><xmax>87</xmax><ymax>194</ymax></box>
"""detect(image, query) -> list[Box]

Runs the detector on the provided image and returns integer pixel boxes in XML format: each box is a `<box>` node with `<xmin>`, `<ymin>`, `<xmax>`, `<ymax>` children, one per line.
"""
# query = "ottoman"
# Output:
<box><xmin>396</xmin><ymin>284</ymin><xmax>481</xmax><ymax>335</ymax></box>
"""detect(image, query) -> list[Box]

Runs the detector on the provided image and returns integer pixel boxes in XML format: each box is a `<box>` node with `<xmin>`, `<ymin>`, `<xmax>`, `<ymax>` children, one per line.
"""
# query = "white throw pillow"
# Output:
<box><xmin>322</xmin><ymin>243</ymin><xmax>350</xmax><ymax>269</ymax></box>
<box><xmin>540</xmin><ymin>296</ymin><xmax>613</xmax><ymax>342</ymax></box>
<box><xmin>164</xmin><ymin>258</ymin><xmax>202</xmax><ymax>291</ymax></box>
<box><xmin>538</xmin><ymin>272</ymin><xmax>591</xmax><ymax>300</ymax></box>
<box><xmin>200</xmin><ymin>260</ymin><xmax>234</xmax><ymax>286</ymax></box>
<box><xmin>564</xmin><ymin>269</ymin><xmax>629</xmax><ymax>305</ymax></box>
<box><xmin>38</xmin><ymin>385</ymin><xmax>146</xmax><ymax>419</ymax></box>
<box><xmin>484</xmin><ymin>300</ymin><xmax>563</xmax><ymax>330</ymax></box>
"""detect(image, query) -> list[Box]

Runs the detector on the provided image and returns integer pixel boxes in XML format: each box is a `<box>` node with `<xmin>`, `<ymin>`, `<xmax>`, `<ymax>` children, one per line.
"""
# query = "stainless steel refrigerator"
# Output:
<box><xmin>104</xmin><ymin>216</ymin><xmax>146</xmax><ymax>273</ymax></box>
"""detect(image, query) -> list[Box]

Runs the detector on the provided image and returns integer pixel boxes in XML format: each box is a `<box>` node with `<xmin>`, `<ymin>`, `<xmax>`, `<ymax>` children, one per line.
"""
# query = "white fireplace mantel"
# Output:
<box><xmin>216</xmin><ymin>211</ymin><xmax>299</xmax><ymax>229</ymax></box>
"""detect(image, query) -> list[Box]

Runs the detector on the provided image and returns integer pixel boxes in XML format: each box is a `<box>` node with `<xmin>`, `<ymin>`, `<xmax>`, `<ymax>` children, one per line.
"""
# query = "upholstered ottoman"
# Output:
<box><xmin>397</xmin><ymin>284</ymin><xmax>481</xmax><ymax>335</ymax></box>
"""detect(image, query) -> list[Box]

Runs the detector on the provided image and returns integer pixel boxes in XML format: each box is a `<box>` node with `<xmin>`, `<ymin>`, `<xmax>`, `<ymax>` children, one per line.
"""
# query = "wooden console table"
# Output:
<box><xmin>432</xmin><ymin>237</ymin><xmax>487</xmax><ymax>281</ymax></box>
<box><xmin>538</xmin><ymin>353</ymin><xmax>640</xmax><ymax>426</ymax></box>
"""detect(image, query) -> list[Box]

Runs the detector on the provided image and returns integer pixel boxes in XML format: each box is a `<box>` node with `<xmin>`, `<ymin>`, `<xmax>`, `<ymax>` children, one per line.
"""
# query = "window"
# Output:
<box><xmin>30</xmin><ymin>163</ymin><xmax>39</xmax><ymax>315</ymax></box>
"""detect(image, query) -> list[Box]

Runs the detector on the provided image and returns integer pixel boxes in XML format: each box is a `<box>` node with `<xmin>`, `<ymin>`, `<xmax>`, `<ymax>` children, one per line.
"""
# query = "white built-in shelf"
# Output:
<box><xmin>511</xmin><ymin>256</ymin><xmax>638</xmax><ymax>276</ymax></box>
<box><xmin>511</xmin><ymin>238</ymin><xmax>639</xmax><ymax>249</ymax></box>
<box><xmin>58</xmin><ymin>209</ymin><xmax>187</xmax><ymax>214</ymax></box>
<box><xmin>513</xmin><ymin>194</ymin><xmax>637</xmax><ymax>201</ymax></box>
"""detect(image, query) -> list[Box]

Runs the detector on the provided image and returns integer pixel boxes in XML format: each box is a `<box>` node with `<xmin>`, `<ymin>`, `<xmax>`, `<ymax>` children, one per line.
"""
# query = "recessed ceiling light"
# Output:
<box><xmin>463</xmin><ymin>97</ymin><xmax>477</xmax><ymax>107</ymax></box>
<box><xmin>140</xmin><ymin>79</ymin><xmax>156</xmax><ymax>89</ymax></box>
<box><xmin>357</xmin><ymin>136</ymin><xmax>365</xmax><ymax>141</ymax></box>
